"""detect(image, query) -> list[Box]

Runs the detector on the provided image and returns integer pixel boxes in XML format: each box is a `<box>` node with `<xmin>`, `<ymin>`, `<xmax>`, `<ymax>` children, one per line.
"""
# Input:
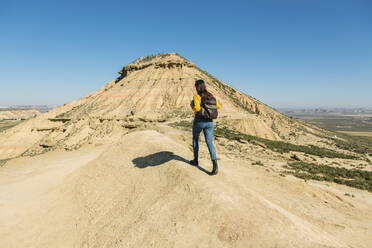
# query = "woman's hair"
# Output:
<box><xmin>195</xmin><ymin>79</ymin><xmax>213</xmax><ymax>97</ymax></box>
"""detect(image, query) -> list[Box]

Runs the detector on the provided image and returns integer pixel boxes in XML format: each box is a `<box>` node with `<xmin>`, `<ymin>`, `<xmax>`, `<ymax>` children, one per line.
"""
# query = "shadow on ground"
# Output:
<box><xmin>132</xmin><ymin>151</ymin><xmax>211</xmax><ymax>175</ymax></box>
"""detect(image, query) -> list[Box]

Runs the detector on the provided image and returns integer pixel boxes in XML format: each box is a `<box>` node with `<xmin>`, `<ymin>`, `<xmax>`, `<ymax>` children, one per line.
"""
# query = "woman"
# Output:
<box><xmin>190</xmin><ymin>79</ymin><xmax>221</xmax><ymax>175</ymax></box>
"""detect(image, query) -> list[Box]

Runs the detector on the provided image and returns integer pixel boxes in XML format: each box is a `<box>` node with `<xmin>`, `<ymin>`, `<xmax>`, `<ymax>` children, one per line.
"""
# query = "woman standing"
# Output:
<box><xmin>190</xmin><ymin>79</ymin><xmax>221</xmax><ymax>175</ymax></box>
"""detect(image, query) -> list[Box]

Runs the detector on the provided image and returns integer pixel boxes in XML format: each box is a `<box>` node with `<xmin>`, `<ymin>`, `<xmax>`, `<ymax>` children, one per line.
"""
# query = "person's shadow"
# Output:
<box><xmin>132</xmin><ymin>151</ymin><xmax>211</xmax><ymax>175</ymax></box>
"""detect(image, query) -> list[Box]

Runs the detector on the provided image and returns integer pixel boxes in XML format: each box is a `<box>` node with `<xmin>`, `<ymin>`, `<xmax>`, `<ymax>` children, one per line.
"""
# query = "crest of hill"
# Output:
<box><xmin>0</xmin><ymin>53</ymin><xmax>327</xmax><ymax>159</ymax></box>
<box><xmin>123</xmin><ymin>53</ymin><xmax>194</xmax><ymax>70</ymax></box>
<box><xmin>53</xmin><ymin>53</ymin><xmax>285</xmax><ymax>120</ymax></box>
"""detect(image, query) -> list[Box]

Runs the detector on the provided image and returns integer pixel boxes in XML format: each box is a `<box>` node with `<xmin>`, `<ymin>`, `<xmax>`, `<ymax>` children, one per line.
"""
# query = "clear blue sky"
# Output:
<box><xmin>1</xmin><ymin>0</ymin><xmax>371</xmax><ymax>108</ymax></box>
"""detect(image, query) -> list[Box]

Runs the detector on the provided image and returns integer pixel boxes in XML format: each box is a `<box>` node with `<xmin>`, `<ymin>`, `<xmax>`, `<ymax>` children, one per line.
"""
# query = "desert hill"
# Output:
<box><xmin>0</xmin><ymin>53</ymin><xmax>327</xmax><ymax>160</ymax></box>
<box><xmin>0</xmin><ymin>108</ymin><xmax>39</xmax><ymax>120</ymax></box>
<box><xmin>0</xmin><ymin>53</ymin><xmax>371</xmax><ymax>247</ymax></box>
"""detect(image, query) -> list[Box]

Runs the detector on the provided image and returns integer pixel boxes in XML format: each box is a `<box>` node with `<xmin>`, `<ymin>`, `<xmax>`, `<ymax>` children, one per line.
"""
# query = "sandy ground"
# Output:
<box><xmin>1</xmin><ymin>129</ymin><xmax>371</xmax><ymax>248</ymax></box>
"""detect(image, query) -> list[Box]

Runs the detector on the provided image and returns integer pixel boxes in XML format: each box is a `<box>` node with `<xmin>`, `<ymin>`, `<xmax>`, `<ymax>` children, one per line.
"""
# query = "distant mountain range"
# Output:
<box><xmin>3</xmin><ymin>106</ymin><xmax>371</xmax><ymax>115</ymax></box>
<box><xmin>0</xmin><ymin>105</ymin><xmax>57</xmax><ymax>113</ymax></box>
<box><xmin>278</xmin><ymin>107</ymin><xmax>372</xmax><ymax>116</ymax></box>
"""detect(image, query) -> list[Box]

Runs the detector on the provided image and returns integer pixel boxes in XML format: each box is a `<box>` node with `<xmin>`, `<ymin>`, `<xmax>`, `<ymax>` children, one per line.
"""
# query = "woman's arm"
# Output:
<box><xmin>192</xmin><ymin>95</ymin><xmax>201</xmax><ymax>112</ymax></box>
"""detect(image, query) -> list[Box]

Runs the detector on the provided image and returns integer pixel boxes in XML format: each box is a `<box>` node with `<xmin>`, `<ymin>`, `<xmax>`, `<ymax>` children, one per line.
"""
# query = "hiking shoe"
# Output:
<box><xmin>211</xmin><ymin>159</ymin><xmax>218</xmax><ymax>175</ymax></box>
<box><xmin>190</xmin><ymin>159</ymin><xmax>199</xmax><ymax>166</ymax></box>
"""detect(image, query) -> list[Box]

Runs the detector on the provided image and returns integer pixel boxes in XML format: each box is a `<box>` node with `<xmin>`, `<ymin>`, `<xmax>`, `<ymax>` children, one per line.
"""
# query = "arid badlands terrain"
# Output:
<box><xmin>0</xmin><ymin>53</ymin><xmax>371</xmax><ymax>248</ymax></box>
<box><xmin>0</xmin><ymin>108</ymin><xmax>39</xmax><ymax>120</ymax></box>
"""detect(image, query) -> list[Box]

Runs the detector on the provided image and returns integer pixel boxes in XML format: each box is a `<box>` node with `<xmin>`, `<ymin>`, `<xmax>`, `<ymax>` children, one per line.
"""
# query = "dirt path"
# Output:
<box><xmin>0</xmin><ymin>130</ymin><xmax>371</xmax><ymax>247</ymax></box>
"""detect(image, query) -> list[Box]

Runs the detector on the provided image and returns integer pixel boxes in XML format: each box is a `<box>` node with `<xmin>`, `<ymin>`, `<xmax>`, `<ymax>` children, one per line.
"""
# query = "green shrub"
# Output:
<box><xmin>252</xmin><ymin>161</ymin><xmax>264</xmax><ymax>166</ymax></box>
<box><xmin>171</xmin><ymin>121</ymin><xmax>358</xmax><ymax>159</ymax></box>
<box><xmin>169</xmin><ymin>121</ymin><xmax>192</xmax><ymax>130</ymax></box>
<box><xmin>213</xmin><ymin>126</ymin><xmax>357</xmax><ymax>159</ymax></box>
<box><xmin>0</xmin><ymin>159</ymin><xmax>8</xmax><ymax>167</ymax></box>
<box><xmin>285</xmin><ymin>161</ymin><xmax>372</xmax><ymax>192</ymax></box>
<box><xmin>332</xmin><ymin>133</ymin><xmax>372</xmax><ymax>155</ymax></box>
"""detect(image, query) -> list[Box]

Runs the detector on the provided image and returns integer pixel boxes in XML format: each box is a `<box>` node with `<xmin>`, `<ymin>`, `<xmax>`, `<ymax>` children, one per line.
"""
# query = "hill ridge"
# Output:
<box><xmin>0</xmin><ymin>53</ymin><xmax>346</xmax><ymax>160</ymax></box>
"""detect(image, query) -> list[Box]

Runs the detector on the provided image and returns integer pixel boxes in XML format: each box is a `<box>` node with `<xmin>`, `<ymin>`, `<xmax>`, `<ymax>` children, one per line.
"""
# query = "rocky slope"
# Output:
<box><xmin>0</xmin><ymin>53</ymin><xmax>326</xmax><ymax>160</ymax></box>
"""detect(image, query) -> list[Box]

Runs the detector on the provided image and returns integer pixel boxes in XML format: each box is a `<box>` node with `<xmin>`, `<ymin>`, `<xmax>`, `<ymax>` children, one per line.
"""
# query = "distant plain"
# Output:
<box><xmin>280</xmin><ymin>108</ymin><xmax>372</xmax><ymax>135</ymax></box>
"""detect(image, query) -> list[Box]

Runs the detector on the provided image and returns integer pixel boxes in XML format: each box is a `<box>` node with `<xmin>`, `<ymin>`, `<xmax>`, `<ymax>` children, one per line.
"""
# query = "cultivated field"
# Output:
<box><xmin>281</xmin><ymin>109</ymin><xmax>372</xmax><ymax>135</ymax></box>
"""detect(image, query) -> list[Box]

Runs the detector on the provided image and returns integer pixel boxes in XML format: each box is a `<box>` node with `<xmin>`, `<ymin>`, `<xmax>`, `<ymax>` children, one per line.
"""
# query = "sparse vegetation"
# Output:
<box><xmin>0</xmin><ymin>120</ymin><xmax>25</xmax><ymax>132</ymax></box>
<box><xmin>290</xmin><ymin>154</ymin><xmax>301</xmax><ymax>161</ymax></box>
<box><xmin>281</xmin><ymin>112</ymin><xmax>372</xmax><ymax>155</ymax></box>
<box><xmin>0</xmin><ymin>159</ymin><xmax>8</xmax><ymax>167</ymax></box>
<box><xmin>169</xmin><ymin>120</ymin><xmax>193</xmax><ymax>130</ymax></box>
<box><xmin>333</xmin><ymin>133</ymin><xmax>372</xmax><ymax>155</ymax></box>
<box><xmin>136</xmin><ymin>53</ymin><xmax>172</xmax><ymax>63</ymax></box>
<box><xmin>214</xmin><ymin>125</ymin><xmax>357</xmax><ymax>159</ymax></box>
<box><xmin>140</xmin><ymin>54</ymin><xmax>157</xmax><ymax>62</ymax></box>
<box><xmin>170</xmin><ymin>121</ymin><xmax>358</xmax><ymax>159</ymax></box>
<box><xmin>252</xmin><ymin>161</ymin><xmax>264</xmax><ymax>166</ymax></box>
<box><xmin>284</xmin><ymin>161</ymin><xmax>372</xmax><ymax>192</ymax></box>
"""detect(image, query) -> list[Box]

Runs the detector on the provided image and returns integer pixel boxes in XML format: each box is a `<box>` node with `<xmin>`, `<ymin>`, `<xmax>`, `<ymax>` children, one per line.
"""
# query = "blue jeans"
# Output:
<box><xmin>192</xmin><ymin>115</ymin><xmax>217</xmax><ymax>161</ymax></box>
